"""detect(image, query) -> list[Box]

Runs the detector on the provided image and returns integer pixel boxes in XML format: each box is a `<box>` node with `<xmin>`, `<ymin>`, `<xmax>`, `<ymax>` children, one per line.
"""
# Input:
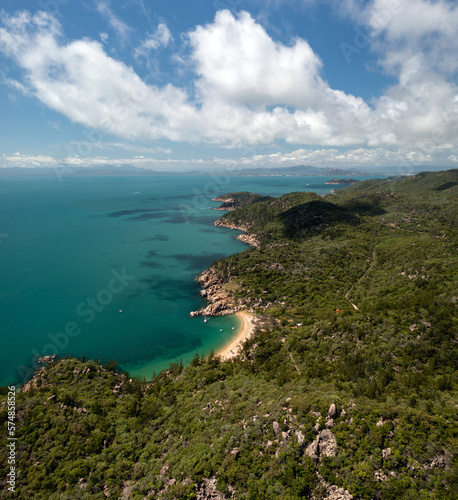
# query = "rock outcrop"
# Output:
<box><xmin>214</xmin><ymin>220</ymin><xmax>260</xmax><ymax>248</ymax></box>
<box><xmin>327</xmin><ymin>403</ymin><xmax>337</xmax><ymax>419</ymax></box>
<box><xmin>196</xmin><ymin>477</ymin><xmax>234</xmax><ymax>499</ymax></box>
<box><xmin>189</xmin><ymin>267</ymin><xmax>243</xmax><ymax>318</ymax></box>
<box><xmin>189</xmin><ymin>213</ymin><xmax>262</xmax><ymax>318</ymax></box>
<box><xmin>273</xmin><ymin>421</ymin><xmax>280</xmax><ymax>436</ymax></box>
<box><xmin>212</xmin><ymin>197</ymin><xmax>237</xmax><ymax>211</ymax></box>
<box><xmin>319</xmin><ymin>429</ymin><xmax>338</xmax><ymax>458</ymax></box>
<box><xmin>305</xmin><ymin>439</ymin><xmax>320</xmax><ymax>462</ymax></box>
<box><xmin>305</xmin><ymin>429</ymin><xmax>338</xmax><ymax>462</ymax></box>
<box><xmin>314</xmin><ymin>473</ymin><xmax>354</xmax><ymax>500</ymax></box>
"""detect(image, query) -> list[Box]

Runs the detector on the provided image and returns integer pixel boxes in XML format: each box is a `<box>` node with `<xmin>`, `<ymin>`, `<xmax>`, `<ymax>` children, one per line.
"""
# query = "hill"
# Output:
<box><xmin>0</xmin><ymin>170</ymin><xmax>457</xmax><ymax>499</ymax></box>
<box><xmin>221</xmin><ymin>165</ymin><xmax>364</xmax><ymax>177</ymax></box>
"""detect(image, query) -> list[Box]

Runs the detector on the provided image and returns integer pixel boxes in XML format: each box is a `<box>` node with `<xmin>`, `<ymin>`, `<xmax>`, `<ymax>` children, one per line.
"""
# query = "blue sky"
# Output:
<box><xmin>0</xmin><ymin>0</ymin><xmax>457</xmax><ymax>172</ymax></box>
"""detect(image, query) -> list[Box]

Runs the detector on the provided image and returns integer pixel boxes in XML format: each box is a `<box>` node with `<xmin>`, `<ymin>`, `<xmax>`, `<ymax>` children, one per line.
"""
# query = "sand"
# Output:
<box><xmin>217</xmin><ymin>311</ymin><xmax>256</xmax><ymax>360</ymax></box>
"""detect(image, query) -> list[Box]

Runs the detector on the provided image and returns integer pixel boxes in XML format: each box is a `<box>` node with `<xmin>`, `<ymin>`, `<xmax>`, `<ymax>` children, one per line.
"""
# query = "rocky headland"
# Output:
<box><xmin>189</xmin><ymin>267</ymin><xmax>240</xmax><ymax>318</ymax></box>
<box><xmin>212</xmin><ymin>192</ymin><xmax>273</xmax><ymax>212</ymax></box>
<box><xmin>325</xmin><ymin>178</ymin><xmax>359</xmax><ymax>185</ymax></box>
<box><xmin>214</xmin><ymin>219</ymin><xmax>260</xmax><ymax>247</ymax></box>
<box><xmin>212</xmin><ymin>196</ymin><xmax>237</xmax><ymax>211</ymax></box>
<box><xmin>190</xmin><ymin>217</ymin><xmax>260</xmax><ymax>318</ymax></box>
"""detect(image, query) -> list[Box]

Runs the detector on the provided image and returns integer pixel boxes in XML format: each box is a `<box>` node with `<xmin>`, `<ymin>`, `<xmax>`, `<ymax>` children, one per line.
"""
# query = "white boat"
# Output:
<box><xmin>204</xmin><ymin>316</ymin><xmax>208</xmax><ymax>323</ymax></box>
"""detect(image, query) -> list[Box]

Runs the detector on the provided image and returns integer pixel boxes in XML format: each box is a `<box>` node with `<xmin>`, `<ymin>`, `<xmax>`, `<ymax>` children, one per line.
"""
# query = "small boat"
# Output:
<box><xmin>204</xmin><ymin>316</ymin><xmax>208</xmax><ymax>323</ymax></box>
<box><xmin>119</xmin><ymin>309</ymin><xmax>123</xmax><ymax>313</ymax></box>
<box><xmin>220</xmin><ymin>329</ymin><xmax>223</xmax><ymax>332</ymax></box>
<box><xmin>232</xmin><ymin>327</ymin><xmax>235</xmax><ymax>330</ymax></box>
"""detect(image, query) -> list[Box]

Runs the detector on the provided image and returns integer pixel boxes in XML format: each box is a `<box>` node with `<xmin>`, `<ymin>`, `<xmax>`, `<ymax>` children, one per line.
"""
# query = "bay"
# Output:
<box><xmin>0</xmin><ymin>174</ymin><xmax>373</xmax><ymax>385</ymax></box>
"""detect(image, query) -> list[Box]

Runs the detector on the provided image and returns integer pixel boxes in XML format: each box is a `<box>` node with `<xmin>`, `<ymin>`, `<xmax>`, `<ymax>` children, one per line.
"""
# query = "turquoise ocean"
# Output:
<box><xmin>0</xmin><ymin>174</ymin><xmax>373</xmax><ymax>386</ymax></box>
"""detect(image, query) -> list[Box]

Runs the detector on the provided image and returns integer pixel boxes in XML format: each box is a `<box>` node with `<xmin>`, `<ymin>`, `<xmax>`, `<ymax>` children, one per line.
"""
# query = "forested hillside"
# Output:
<box><xmin>1</xmin><ymin>170</ymin><xmax>457</xmax><ymax>499</ymax></box>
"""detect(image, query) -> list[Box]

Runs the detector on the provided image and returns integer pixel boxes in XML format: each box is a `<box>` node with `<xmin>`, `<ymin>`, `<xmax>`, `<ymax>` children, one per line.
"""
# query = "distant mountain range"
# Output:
<box><xmin>0</xmin><ymin>164</ymin><xmax>454</xmax><ymax>177</ymax></box>
<box><xmin>217</xmin><ymin>165</ymin><xmax>365</xmax><ymax>176</ymax></box>
<box><xmin>0</xmin><ymin>165</ymin><xmax>363</xmax><ymax>177</ymax></box>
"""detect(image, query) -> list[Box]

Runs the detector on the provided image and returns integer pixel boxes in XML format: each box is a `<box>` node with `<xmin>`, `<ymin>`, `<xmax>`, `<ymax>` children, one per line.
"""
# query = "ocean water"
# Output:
<box><xmin>0</xmin><ymin>174</ymin><xmax>371</xmax><ymax>386</ymax></box>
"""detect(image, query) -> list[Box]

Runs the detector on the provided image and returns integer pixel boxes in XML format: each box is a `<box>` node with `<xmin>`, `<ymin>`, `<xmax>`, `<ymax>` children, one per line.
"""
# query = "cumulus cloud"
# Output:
<box><xmin>345</xmin><ymin>0</ymin><xmax>458</xmax><ymax>148</ymax></box>
<box><xmin>0</xmin><ymin>11</ymin><xmax>198</xmax><ymax>142</ymax></box>
<box><xmin>189</xmin><ymin>10</ymin><xmax>325</xmax><ymax>108</ymax></box>
<box><xmin>1</xmin><ymin>152</ymin><xmax>57</xmax><ymax>167</ymax></box>
<box><xmin>0</xmin><ymin>146</ymin><xmax>445</xmax><ymax>172</ymax></box>
<box><xmin>0</xmin><ymin>5</ymin><xmax>457</xmax><ymax>159</ymax></box>
<box><xmin>0</xmin><ymin>9</ymin><xmax>369</xmax><ymax>147</ymax></box>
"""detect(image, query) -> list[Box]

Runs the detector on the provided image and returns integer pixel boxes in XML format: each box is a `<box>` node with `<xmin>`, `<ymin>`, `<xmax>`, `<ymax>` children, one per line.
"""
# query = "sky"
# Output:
<box><xmin>0</xmin><ymin>0</ymin><xmax>457</xmax><ymax>173</ymax></box>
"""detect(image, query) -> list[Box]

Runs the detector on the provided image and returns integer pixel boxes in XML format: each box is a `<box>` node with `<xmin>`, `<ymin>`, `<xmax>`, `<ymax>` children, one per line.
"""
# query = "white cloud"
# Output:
<box><xmin>0</xmin><ymin>11</ymin><xmax>197</xmax><ymax>142</ymax></box>
<box><xmin>363</xmin><ymin>0</ymin><xmax>458</xmax><ymax>81</ymax></box>
<box><xmin>2</xmin><ymin>145</ymin><xmax>455</xmax><ymax>172</ymax></box>
<box><xmin>188</xmin><ymin>10</ymin><xmax>372</xmax><ymax>146</ymax></box>
<box><xmin>0</xmin><ymin>10</ymin><xmax>369</xmax><ymax>148</ymax></box>
<box><xmin>1</xmin><ymin>152</ymin><xmax>57</xmax><ymax>167</ymax></box>
<box><xmin>4</xmin><ymin>78</ymin><xmax>31</xmax><ymax>96</ymax></box>
<box><xmin>96</xmin><ymin>1</ymin><xmax>131</xmax><ymax>44</ymax></box>
<box><xmin>353</xmin><ymin>0</ymin><xmax>458</xmax><ymax>150</ymax></box>
<box><xmin>74</xmin><ymin>141</ymin><xmax>173</xmax><ymax>154</ymax></box>
<box><xmin>189</xmin><ymin>10</ymin><xmax>325</xmax><ymax>108</ymax></box>
<box><xmin>134</xmin><ymin>23</ymin><xmax>172</xmax><ymax>58</ymax></box>
<box><xmin>226</xmin><ymin>146</ymin><xmax>439</xmax><ymax>168</ymax></box>
<box><xmin>0</xmin><ymin>6</ymin><xmax>457</xmax><ymax>158</ymax></box>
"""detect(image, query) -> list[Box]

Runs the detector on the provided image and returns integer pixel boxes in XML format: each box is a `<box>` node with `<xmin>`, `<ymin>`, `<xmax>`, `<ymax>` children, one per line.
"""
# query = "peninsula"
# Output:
<box><xmin>1</xmin><ymin>170</ymin><xmax>457</xmax><ymax>499</ymax></box>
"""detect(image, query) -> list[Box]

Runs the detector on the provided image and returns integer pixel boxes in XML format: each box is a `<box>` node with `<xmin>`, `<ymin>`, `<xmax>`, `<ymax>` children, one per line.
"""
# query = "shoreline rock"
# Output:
<box><xmin>189</xmin><ymin>219</ymin><xmax>260</xmax><ymax>318</ymax></box>
<box><xmin>214</xmin><ymin>219</ymin><xmax>260</xmax><ymax>248</ymax></box>
<box><xmin>211</xmin><ymin>196</ymin><xmax>237</xmax><ymax>211</ymax></box>
<box><xmin>189</xmin><ymin>267</ymin><xmax>242</xmax><ymax>318</ymax></box>
<box><xmin>325</xmin><ymin>178</ymin><xmax>359</xmax><ymax>185</ymax></box>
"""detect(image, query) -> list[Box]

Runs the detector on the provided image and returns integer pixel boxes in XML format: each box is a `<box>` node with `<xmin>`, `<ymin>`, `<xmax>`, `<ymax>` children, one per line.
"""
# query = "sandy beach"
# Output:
<box><xmin>217</xmin><ymin>311</ymin><xmax>256</xmax><ymax>360</ymax></box>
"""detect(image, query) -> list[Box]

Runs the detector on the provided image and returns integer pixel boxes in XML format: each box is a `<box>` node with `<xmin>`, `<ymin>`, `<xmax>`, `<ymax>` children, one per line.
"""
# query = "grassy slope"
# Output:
<box><xmin>1</xmin><ymin>171</ymin><xmax>457</xmax><ymax>499</ymax></box>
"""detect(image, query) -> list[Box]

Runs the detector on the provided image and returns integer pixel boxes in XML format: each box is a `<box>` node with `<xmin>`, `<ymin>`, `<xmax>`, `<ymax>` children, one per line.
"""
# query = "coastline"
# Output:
<box><xmin>217</xmin><ymin>311</ymin><xmax>256</xmax><ymax>360</ymax></box>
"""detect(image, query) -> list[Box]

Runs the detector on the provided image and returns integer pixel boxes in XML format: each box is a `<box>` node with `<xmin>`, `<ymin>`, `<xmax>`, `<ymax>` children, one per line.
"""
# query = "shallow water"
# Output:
<box><xmin>0</xmin><ymin>174</ymin><xmax>372</xmax><ymax>385</ymax></box>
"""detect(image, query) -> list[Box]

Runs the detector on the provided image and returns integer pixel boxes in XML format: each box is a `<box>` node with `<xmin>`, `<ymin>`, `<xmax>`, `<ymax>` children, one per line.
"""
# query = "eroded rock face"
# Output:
<box><xmin>214</xmin><ymin>220</ymin><xmax>260</xmax><ymax>248</ymax></box>
<box><xmin>305</xmin><ymin>439</ymin><xmax>319</xmax><ymax>462</ymax></box>
<box><xmin>196</xmin><ymin>477</ymin><xmax>234</xmax><ymax>500</ymax></box>
<box><xmin>305</xmin><ymin>429</ymin><xmax>338</xmax><ymax>462</ymax></box>
<box><xmin>319</xmin><ymin>429</ymin><xmax>337</xmax><ymax>458</ymax></box>
<box><xmin>321</xmin><ymin>484</ymin><xmax>353</xmax><ymax>500</ymax></box>
<box><xmin>190</xmin><ymin>268</ymin><xmax>240</xmax><ymax>317</ymax></box>
<box><xmin>296</xmin><ymin>430</ymin><xmax>305</xmax><ymax>446</ymax></box>
<box><xmin>315</xmin><ymin>472</ymin><xmax>354</xmax><ymax>500</ymax></box>
<box><xmin>327</xmin><ymin>403</ymin><xmax>337</xmax><ymax>419</ymax></box>
<box><xmin>273</xmin><ymin>421</ymin><xmax>280</xmax><ymax>436</ymax></box>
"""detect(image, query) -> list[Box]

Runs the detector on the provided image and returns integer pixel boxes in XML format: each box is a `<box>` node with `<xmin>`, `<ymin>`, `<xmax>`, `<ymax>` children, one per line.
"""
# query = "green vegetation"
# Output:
<box><xmin>214</xmin><ymin>192</ymin><xmax>273</xmax><ymax>211</ymax></box>
<box><xmin>1</xmin><ymin>170</ymin><xmax>457</xmax><ymax>499</ymax></box>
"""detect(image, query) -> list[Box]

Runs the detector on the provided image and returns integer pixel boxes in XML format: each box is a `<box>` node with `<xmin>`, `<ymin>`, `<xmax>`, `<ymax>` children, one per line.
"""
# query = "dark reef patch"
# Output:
<box><xmin>143</xmin><ymin>234</ymin><xmax>169</xmax><ymax>242</ymax></box>
<box><xmin>170</xmin><ymin>252</ymin><xmax>226</xmax><ymax>271</ymax></box>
